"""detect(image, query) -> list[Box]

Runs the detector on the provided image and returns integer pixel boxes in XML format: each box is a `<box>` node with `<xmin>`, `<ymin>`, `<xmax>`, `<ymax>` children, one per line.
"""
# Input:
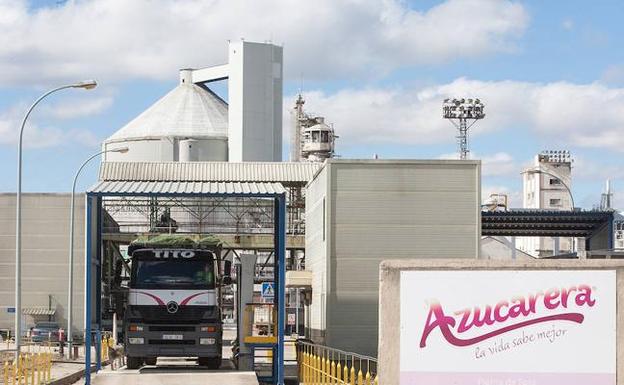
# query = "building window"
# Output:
<box><xmin>549</xmin><ymin>178</ymin><xmax>562</xmax><ymax>185</ymax></box>
<box><xmin>549</xmin><ymin>198</ymin><xmax>562</xmax><ymax>207</ymax></box>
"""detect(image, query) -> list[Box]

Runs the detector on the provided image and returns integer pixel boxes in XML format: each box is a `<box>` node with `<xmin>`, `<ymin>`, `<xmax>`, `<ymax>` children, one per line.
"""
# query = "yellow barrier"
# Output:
<box><xmin>297</xmin><ymin>342</ymin><xmax>378</xmax><ymax>385</ymax></box>
<box><xmin>2</xmin><ymin>352</ymin><xmax>52</xmax><ymax>385</ymax></box>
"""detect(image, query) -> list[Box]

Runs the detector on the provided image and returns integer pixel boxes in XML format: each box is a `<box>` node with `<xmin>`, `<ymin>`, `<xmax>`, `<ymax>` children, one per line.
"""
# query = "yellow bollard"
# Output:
<box><xmin>365</xmin><ymin>371</ymin><xmax>371</xmax><ymax>385</ymax></box>
<box><xmin>315</xmin><ymin>354</ymin><xmax>320</xmax><ymax>385</ymax></box>
<box><xmin>357</xmin><ymin>369</ymin><xmax>364</xmax><ymax>385</ymax></box>
<box><xmin>47</xmin><ymin>353</ymin><xmax>52</xmax><ymax>383</ymax></box>
<box><xmin>343</xmin><ymin>362</ymin><xmax>349</xmax><ymax>385</ymax></box>
<box><xmin>4</xmin><ymin>361</ymin><xmax>8</xmax><ymax>385</ymax></box>
<box><xmin>31</xmin><ymin>354</ymin><xmax>36</xmax><ymax>385</ymax></box>
<box><xmin>374</xmin><ymin>375</ymin><xmax>378</xmax><ymax>385</ymax></box>
<box><xmin>350</xmin><ymin>366</ymin><xmax>355</xmax><ymax>385</ymax></box>
<box><xmin>331</xmin><ymin>359</ymin><xmax>336</xmax><ymax>384</ymax></box>
<box><xmin>303</xmin><ymin>351</ymin><xmax>309</xmax><ymax>384</ymax></box>
<box><xmin>336</xmin><ymin>361</ymin><xmax>342</xmax><ymax>384</ymax></box>
<box><xmin>35</xmin><ymin>354</ymin><xmax>40</xmax><ymax>385</ymax></box>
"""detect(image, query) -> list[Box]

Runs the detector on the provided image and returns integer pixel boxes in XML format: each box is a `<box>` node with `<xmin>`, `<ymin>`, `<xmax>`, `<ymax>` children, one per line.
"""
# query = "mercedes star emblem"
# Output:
<box><xmin>166</xmin><ymin>301</ymin><xmax>179</xmax><ymax>314</ymax></box>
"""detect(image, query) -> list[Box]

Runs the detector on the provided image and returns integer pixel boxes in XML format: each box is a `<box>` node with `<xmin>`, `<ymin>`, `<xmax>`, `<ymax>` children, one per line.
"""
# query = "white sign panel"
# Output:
<box><xmin>400</xmin><ymin>270</ymin><xmax>616</xmax><ymax>385</ymax></box>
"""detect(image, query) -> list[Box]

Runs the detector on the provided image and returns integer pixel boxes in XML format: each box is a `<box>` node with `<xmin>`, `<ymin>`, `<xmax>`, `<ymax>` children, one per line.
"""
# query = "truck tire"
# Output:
<box><xmin>144</xmin><ymin>357</ymin><xmax>157</xmax><ymax>366</ymax></box>
<box><xmin>126</xmin><ymin>356</ymin><xmax>143</xmax><ymax>369</ymax></box>
<box><xmin>198</xmin><ymin>357</ymin><xmax>221</xmax><ymax>369</ymax></box>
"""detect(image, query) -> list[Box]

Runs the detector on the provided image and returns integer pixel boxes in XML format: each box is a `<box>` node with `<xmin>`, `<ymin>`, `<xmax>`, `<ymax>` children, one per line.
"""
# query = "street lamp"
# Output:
<box><xmin>67</xmin><ymin>147</ymin><xmax>128</xmax><ymax>357</ymax></box>
<box><xmin>525</xmin><ymin>169</ymin><xmax>575</xmax><ymax>210</ymax></box>
<box><xmin>15</xmin><ymin>80</ymin><xmax>97</xmax><ymax>353</ymax></box>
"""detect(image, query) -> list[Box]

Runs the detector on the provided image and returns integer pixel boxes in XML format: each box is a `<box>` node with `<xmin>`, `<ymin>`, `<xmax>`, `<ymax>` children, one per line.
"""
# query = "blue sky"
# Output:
<box><xmin>0</xmin><ymin>0</ymin><xmax>622</xmax><ymax>209</ymax></box>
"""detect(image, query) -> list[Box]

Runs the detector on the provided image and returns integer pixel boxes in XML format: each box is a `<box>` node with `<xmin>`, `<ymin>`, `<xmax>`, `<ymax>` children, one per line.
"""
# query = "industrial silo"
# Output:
<box><xmin>102</xmin><ymin>70</ymin><xmax>228</xmax><ymax>162</ymax></box>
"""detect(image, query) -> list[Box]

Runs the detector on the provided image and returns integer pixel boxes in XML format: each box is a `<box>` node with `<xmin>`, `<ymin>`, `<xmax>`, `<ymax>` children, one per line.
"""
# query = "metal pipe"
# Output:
<box><xmin>67</xmin><ymin>147</ymin><xmax>127</xmax><ymax>357</ymax></box>
<box><xmin>15</xmin><ymin>80</ymin><xmax>97</xmax><ymax>353</ymax></box>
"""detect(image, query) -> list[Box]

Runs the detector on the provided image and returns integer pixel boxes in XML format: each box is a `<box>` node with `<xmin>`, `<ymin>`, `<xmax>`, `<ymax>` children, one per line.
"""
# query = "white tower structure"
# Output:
<box><xmin>442</xmin><ymin>98</ymin><xmax>485</xmax><ymax>160</ymax></box>
<box><xmin>103</xmin><ymin>40</ymin><xmax>283</xmax><ymax>162</ymax></box>
<box><xmin>518</xmin><ymin>150</ymin><xmax>574</xmax><ymax>257</ymax></box>
<box><xmin>290</xmin><ymin>94</ymin><xmax>336</xmax><ymax>162</ymax></box>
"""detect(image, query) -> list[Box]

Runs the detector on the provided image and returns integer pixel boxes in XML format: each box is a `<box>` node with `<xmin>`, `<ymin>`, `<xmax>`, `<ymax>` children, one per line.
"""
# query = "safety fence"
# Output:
<box><xmin>1</xmin><ymin>353</ymin><xmax>52</xmax><ymax>385</ymax></box>
<box><xmin>296</xmin><ymin>341</ymin><xmax>378</xmax><ymax>385</ymax></box>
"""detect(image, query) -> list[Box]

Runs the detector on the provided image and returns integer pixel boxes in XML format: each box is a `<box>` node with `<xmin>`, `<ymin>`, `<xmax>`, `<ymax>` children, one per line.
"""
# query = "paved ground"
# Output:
<box><xmin>86</xmin><ymin>357</ymin><xmax>258</xmax><ymax>385</ymax></box>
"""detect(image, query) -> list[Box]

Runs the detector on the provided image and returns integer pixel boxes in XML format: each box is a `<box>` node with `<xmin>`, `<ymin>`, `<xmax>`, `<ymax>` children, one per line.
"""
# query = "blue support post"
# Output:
<box><xmin>95</xmin><ymin>197</ymin><xmax>102</xmax><ymax>371</ymax></box>
<box><xmin>84</xmin><ymin>196</ymin><xmax>92</xmax><ymax>385</ymax></box>
<box><xmin>276</xmin><ymin>195</ymin><xmax>286</xmax><ymax>385</ymax></box>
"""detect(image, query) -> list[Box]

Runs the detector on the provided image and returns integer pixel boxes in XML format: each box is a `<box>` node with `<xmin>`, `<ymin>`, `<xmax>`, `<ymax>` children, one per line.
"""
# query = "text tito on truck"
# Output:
<box><xmin>123</xmin><ymin>235</ymin><xmax>231</xmax><ymax>369</ymax></box>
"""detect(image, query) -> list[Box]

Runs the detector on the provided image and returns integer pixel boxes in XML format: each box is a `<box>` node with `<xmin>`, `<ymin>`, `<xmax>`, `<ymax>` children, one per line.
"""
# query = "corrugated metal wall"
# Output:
<box><xmin>304</xmin><ymin>166</ymin><xmax>328</xmax><ymax>341</ymax></box>
<box><xmin>306</xmin><ymin>160</ymin><xmax>481</xmax><ymax>356</ymax></box>
<box><xmin>0</xmin><ymin>194</ymin><xmax>86</xmax><ymax>332</ymax></box>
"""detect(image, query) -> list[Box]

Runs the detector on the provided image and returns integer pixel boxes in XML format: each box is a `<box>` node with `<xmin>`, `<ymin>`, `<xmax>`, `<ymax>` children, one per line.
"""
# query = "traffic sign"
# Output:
<box><xmin>6</xmin><ymin>307</ymin><xmax>15</xmax><ymax>313</ymax></box>
<box><xmin>261</xmin><ymin>282</ymin><xmax>274</xmax><ymax>298</ymax></box>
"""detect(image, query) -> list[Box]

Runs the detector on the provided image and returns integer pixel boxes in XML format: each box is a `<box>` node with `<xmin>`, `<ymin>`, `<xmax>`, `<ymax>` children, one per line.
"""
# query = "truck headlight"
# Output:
<box><xmin>128</xmin><ymin>338</ymin><xmax>144</xmax><ymax>344</ymax></box>
<box><xmin>199</xmin><ymin>338</ymin><xmax>216</xmax><ymax>345</ymax></box>
<box><xmin>200</xmin><ymin>326</ymin><xmax>217</xmax><ymax>332</ymax></box>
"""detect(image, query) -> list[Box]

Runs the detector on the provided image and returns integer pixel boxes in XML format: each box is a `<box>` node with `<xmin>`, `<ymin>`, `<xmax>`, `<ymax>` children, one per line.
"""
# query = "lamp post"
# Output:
<box><xmin>67</xmin><ymin>147</ymin><xmax>128</xmax><ymax>357</ymax></box>
<box><xmin>15</xmin><ymin>80</ymin><xmax>97</xmax><ymax>353</ymax></box>
<box><xmin>526</xmin><ymin>169</ymin><xmax>575</xmax><ymax>210</ymax></box>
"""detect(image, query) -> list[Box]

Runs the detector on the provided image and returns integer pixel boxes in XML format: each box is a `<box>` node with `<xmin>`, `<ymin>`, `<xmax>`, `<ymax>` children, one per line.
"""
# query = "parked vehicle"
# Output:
<box><xmin>123</xmin><ymin>235</ymin><xmax>231</xmax><ymax>370</ymax></box>
<box><xmin>30</xmin><ymin>322</ymin><xmax>60</xmax><ymax>342</ymax></box>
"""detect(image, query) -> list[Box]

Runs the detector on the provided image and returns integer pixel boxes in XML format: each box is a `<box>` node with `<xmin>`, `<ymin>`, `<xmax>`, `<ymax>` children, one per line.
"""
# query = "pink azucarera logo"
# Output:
<box><xmin>419</xmin><ymin>284</ymin><xmax>595</xmax><ymax>348</ymax></box>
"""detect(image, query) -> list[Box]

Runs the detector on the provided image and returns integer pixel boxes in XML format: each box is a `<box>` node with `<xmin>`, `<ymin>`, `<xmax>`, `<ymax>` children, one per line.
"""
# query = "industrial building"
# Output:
<box><xmin>0</xmin><ymin>194</ymin><xmax>86</xmax><ymax>335</ymax></box>
<box><xmin>1</xmin><ymin>39</ymin><xmax>622</xmax><ymax>378</ymax></box>
<box><xmin>305</xmin><ymin>159</ymin><xmax>481</xmax><ymax>356</ymax></box>
<box><xmin>518</xmin><ymin>150</ymin><xmax>575</xmax><ymax>257</ymax></box>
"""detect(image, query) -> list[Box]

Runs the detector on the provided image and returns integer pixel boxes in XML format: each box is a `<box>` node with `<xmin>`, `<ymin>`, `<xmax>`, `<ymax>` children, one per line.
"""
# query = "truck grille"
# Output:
<box><xmin>129</xmin><ymin>306</ymin><xmax>216</xmax><ymax>324</ymax></box>
<box><xmin>149</xmin><ymin>326</ymin><xmax>195</xmax><ymax>332</ymax></box>
<box><xmin>148</xmin><ymin>339</ymin><xmax>195</xmax><ymax>345</ymax></box>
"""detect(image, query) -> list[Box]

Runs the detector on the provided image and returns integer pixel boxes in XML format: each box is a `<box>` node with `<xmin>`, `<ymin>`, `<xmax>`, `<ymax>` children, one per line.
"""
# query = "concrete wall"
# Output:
<box><xmin>378</xmin><ymin>259</ymin><xmax>624</xmax><ymax>385</ymax></box>
<box><xmin>305</xmin><ymin>160</ymin><xmax>481</xmax><ymax>356</ymax></box>
<box><xmin>0</xmin><ymin>193</ymin><xmax>85</xmax><ymax>337</ymax></box>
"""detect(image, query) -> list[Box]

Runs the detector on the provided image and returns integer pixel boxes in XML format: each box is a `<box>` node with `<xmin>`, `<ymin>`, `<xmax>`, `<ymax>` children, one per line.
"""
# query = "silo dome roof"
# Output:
<box><xmin>106</xmin><ymin>83</ymin><xmax>228</xmax><ymax>143</ymax></box>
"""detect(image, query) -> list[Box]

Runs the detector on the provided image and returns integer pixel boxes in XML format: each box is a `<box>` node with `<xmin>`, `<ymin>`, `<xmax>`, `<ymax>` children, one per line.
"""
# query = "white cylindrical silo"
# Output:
<box><xmin>179</xmin><ymin>139</ymin><xmax>198</xmax><ymax>162</ymax></box>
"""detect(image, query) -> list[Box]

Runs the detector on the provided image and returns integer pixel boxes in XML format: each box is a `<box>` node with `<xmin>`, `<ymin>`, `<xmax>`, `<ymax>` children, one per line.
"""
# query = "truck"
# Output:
<box><xmin>123</xmin><ymin>235</ymin><xmax>231</xmax><ymax>369</ymax></box>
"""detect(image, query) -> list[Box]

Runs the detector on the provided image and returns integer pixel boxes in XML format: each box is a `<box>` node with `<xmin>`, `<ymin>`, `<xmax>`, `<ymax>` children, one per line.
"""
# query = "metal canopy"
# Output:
<box><xmin>482</xmin><ymin>210</ymin><xmax>615</xmax><ymax>238</ymax></box>
<box><xmin>98</xmin><ymin>161</ymin><xmax>320</xmax><ymax>185</ymax></box>
<box><xmin>89</xmin><ymin>180</ymin><xmax>286</xmax><ymax>196</ymax></box>
<box><xmin>84</xmin><ymin>186</ymin><xmax>287</xmax><ymax>385</ymax></box>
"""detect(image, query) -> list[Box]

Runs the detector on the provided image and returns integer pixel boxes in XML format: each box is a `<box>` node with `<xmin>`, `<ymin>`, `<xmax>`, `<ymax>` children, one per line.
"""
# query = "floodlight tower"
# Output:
<box><xmin>442</xmin><ymin>98</ymin><xmax>485</xmax><ymax>160</ymax></box>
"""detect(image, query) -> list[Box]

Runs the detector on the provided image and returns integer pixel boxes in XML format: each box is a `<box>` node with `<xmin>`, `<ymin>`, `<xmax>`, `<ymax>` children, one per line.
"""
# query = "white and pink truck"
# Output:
<box><xmin>123</xmin><ymin>236</ymin><xmax>231</xmax><ymax>369</ymax></box>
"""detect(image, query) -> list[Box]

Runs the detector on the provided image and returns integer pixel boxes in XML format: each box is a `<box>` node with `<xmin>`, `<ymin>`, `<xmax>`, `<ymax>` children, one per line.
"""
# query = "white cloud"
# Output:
<box><xmin>0</xmin><ymin>103</ymin><xmax>99</xmax><ymax>148</ymax></box>
<box><xmin>561</xmin><ymin>19</ymin><xmax>574</xmax><ymax>31</ymax></box>
<box><xmin>438</xmin><ymin>151</ymin><xmax>518</xmax><ymax>177</ymax></box>
<box><xmin>42</xmin><ymin>96</ymin><xmax>114</xmax><ymax>120</ymax></box>
<box><xmin>0</xmin><ymin>0</ymin><xmax>528</xmax><ymax>85</ymax></box>
<box><xmin>288</xmin><ymin>78</ymin><xmax>624</xmax><ymax>152</ymax></box>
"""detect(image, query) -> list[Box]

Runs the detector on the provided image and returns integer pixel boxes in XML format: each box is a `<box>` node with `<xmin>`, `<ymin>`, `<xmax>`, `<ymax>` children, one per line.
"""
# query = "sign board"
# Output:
<box><xmin>6</xmin><ymin>307</ymin><xmax>15</xmax><ymax>313</ymax></box>
<box><xmin>288</xmin><ymin>313</ymin><xmax>296</xmax><ymax>326</ymax></box>
<box><xmin>261</xmin><ymin>282</ymin><xmax>274</xmax><ymax>299</ymax></box>
<box><xmin>400</xmin><ymin>270</ymin><xmax>616</xmax><ymax>385</ymax></box>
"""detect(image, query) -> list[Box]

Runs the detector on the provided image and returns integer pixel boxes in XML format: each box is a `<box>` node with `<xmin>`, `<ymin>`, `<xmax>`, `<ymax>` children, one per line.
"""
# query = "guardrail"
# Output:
<box><xmin>296</xmin><ymin>341</ymin><xmax>378</xmax><ymax>385</ymax></box>
<box><xmin>2</xmin><ymin>353</ymin><xmax>52</xmax><ymax>385</ymax></box>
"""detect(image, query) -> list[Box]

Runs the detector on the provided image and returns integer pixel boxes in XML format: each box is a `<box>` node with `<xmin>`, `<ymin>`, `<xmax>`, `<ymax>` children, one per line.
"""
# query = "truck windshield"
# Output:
<box><xmin>133</xmin><ymin>260</ymin><xmax>215</xmax><ymax>289</ymax></box>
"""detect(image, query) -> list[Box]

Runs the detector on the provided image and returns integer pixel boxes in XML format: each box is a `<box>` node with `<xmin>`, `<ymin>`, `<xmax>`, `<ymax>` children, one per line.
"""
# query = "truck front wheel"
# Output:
<box><xmin>126</xmin><ymin>356</ymin><xmax>143</xmax><ymax>370</ymax></box>
<box><xmin>144</xmin><ymin>357</ymin><xmax>157</xmax><ymax>366</ymax></box>
<box><xmin>198</xmin><ymin>357</ymin><xmax>221</xmax><ymax>369</ymax></box>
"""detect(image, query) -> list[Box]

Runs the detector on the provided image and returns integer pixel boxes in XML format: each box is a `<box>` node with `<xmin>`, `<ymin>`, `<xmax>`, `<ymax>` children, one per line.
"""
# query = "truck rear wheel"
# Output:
<box><xmin>198</xmin><ymin>357</ymin><xmax>221</xmax><ymax>369</ymax></box>
<box><xmin>126</xmin><ymin>356</ymin><xmax>143</xmax><ymax>369</ymax></box>
<box><xmin>144</xmin><ymin>357</ymin><xmax>157</xmax><ymax>366</ymax></box>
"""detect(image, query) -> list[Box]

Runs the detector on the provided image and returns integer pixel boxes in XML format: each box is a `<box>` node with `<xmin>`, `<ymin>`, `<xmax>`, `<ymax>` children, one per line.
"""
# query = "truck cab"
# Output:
<box><xmin>123</xmin><ymin>236</ymin><xmax>230</xmax><ymax>369</ymax></box>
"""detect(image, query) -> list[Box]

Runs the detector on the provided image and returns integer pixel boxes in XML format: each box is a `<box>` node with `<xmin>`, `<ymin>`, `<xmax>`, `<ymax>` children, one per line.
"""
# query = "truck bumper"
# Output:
<box><xmin>125</xmin><ymin>323</ymin><xmax>221</xmax><ymax>358</ymax></box>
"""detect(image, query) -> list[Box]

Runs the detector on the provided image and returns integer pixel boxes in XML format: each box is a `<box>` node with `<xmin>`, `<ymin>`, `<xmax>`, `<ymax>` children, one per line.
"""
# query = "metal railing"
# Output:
<box><xmin>2</xmin><ymin>353</ymin><xmax>52</xmax><ymax>385</ymax></box>
<box><xmin>296</xmin><ymin>341</ymin><xmax>378</xmax><ymax>385</ymax></box>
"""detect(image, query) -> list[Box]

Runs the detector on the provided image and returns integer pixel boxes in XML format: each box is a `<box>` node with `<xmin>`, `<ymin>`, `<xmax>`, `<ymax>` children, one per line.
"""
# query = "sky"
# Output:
<box><xmin>0</xmin><ymin>0</ymin><xmax>623</xmax><ymax>210</ymax></box>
